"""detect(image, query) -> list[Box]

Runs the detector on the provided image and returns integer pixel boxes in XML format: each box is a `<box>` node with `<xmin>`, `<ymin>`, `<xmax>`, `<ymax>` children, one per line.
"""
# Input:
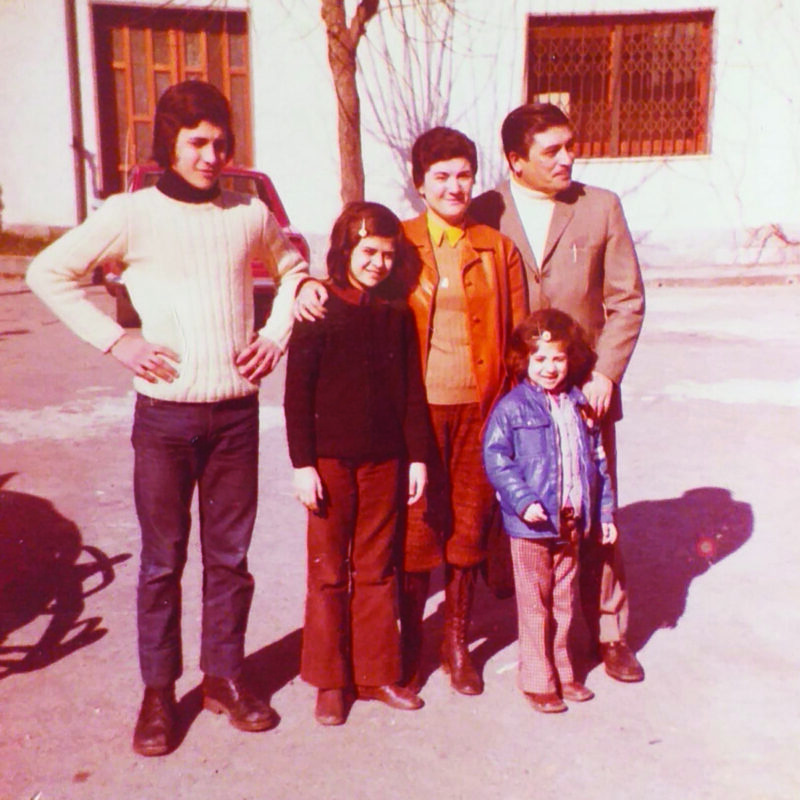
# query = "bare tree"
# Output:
<box><xmin>320</xmin><ymin>0</ymin><xmax>379</xmax><ymax>203</ymax></box>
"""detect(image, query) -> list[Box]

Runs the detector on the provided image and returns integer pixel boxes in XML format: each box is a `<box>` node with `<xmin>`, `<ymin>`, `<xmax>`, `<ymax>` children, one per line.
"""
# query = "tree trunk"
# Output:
<box><xmin>321</xmin><ymin>0</ymin><xmax>378</xmax><ymax>204</ymax></box>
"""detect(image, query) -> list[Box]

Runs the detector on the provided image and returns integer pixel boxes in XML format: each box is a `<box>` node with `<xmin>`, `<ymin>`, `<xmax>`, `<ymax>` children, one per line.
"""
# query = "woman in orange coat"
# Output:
<box><xmin>391</xmin><ymin>127</ymin><xmax>527</xmax><ymax>695</ymax></box>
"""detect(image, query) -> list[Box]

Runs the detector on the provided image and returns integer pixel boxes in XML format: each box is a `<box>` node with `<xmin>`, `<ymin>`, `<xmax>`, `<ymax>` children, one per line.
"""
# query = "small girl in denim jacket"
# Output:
<box><xmin>482</xmin><ymin>309</ymin><xmax>616</xmax><ymax>714</ymax></box>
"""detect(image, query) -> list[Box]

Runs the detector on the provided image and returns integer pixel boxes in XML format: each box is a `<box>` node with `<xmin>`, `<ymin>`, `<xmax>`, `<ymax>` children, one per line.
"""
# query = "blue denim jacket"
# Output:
<box><xmin>482</xmin><ymin>381</ymin><xmax>615</xmax><ymax>540</ymax></box>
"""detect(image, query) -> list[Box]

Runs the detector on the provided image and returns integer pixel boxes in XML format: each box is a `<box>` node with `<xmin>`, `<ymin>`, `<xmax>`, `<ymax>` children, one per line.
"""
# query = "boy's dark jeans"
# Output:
<box><xmin>131</xmin><ymin>393</ymin><xmax>259</xmax><ymax>688</ymax></box>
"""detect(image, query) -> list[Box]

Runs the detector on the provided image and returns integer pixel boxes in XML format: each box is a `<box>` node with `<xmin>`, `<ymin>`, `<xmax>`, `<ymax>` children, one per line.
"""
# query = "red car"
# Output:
<box><xmin>102</xmin><ymin>164</ymin><xmax>310</xmax><ymax>328</ymax></box>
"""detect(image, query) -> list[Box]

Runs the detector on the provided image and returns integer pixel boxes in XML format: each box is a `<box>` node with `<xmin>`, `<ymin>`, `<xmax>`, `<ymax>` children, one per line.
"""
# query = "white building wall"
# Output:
<box><xmin>0</xmin><ymin>0</ymin><xmax>77</xmax><ymax>229</ymax></box>
<box><xmin>1</xmin><ymin>0</ymin><xmax>797</xmax><ymax>266</ymax></box>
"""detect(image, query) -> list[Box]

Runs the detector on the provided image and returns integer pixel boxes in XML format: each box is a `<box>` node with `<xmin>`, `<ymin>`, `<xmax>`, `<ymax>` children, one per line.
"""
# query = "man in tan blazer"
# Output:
<box><xmin>470</xmin><ymin>103</ymin><xmax>645</xmax><ymax>683</ymax></box>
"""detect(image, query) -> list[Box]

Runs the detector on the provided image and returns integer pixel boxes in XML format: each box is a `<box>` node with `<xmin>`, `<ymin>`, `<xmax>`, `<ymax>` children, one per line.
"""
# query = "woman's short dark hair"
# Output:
<box><xmin>326</xmin><ymin>202</ymin><xmax>404</xmax><ymax>288</ymax></box>
<box><xmin>500</xmin><ymin>103</ymin><xmax>573</xmax><ymax>163</ymax></box>
<box><xmin>506</xmin><ymin>308</ymin><xmax>596</xmax><ymax>388</ymax></box>
<box><xmin>152</xmin><ymin>80</ymin><xmax>235</xmax><ymax>168</ymax></box>
<box><xmin>410</xmin><ymin>127</ymin><xmax>478</xmax><ymax>188</ymax></box>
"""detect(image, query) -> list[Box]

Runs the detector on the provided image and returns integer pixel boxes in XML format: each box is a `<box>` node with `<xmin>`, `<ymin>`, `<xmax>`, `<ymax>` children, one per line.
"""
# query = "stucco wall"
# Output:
<box><xmin>0</xmin><ymin>0</ymin><xmax>77</xmax><ymax>229</ymax></box>
<box><xmin>2</xmin><ymin>0</ymin><xmax>797</xmax><ymax>267</ymax></box>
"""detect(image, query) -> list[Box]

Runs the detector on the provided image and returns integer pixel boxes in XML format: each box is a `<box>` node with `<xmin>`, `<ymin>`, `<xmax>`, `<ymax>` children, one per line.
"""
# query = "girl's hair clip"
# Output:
<box><xmin>539</xmin><ymin>330</ymin><xmax>552</xmax><ymax>342</ymax></box>
<box><xmin>357</xmin><ymin>218</ymin><xmax>368</xmax><ymax>238</ymax></box>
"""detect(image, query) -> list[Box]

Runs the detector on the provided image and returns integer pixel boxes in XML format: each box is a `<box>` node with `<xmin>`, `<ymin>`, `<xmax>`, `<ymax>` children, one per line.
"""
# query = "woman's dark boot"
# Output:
<box><xmin>400</xmin><ymin>570</ymin><xmax>430</xmax><ymax>692</ymax></box>
<box><xmin>440</xmin><ymin>565</ymin><xmax>483</xmax><ymax>695</ymax></box>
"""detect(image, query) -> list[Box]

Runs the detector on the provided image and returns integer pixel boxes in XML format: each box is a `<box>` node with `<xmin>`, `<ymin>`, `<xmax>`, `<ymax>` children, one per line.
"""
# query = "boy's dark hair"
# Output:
<box><xmin>500</xmin><ymin>103</ymin><xmax>573</xmax><ymax>163</ymax></box>
<box><xmin>326</xmin><ymin>201</ymin><xmax>404</xmax><ymax>288</ymax></box>
<box><xmin>506</xmin><ymin>308</ymin><xmax>596</xmax><ymax>388</ymax></box>
<box><xmin>410</xmin><ymin>127</ymin><xmax>478</xmax><ymax>188</ymax></box>
<box><xmin>152</xmin><ymin>80</ymin><xmax>235</xmax><ymax>168</ymax></box>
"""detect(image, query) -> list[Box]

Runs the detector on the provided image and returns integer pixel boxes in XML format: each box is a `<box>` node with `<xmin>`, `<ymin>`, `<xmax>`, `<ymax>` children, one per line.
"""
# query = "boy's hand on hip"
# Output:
<box><xmin>110</xmin><ymin>333</ymin><xmax>180</xmax><ymax>383</ymax></box>
<box><xmin>236</xmin><ymin>335</ymin><xmax>282</xmax><ymax>382</ymax></box>
<box><xmin>581</xmin><ymin>371</ymin><xmax>614</xmax><ymax>419</ymax></box>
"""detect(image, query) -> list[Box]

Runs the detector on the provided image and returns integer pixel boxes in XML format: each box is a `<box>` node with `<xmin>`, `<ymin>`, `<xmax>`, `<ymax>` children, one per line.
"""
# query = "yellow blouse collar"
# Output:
<box><xmin>426</xmin><ymin>211</ymin><xmax>465</xmax><ymax>247</ymax></box>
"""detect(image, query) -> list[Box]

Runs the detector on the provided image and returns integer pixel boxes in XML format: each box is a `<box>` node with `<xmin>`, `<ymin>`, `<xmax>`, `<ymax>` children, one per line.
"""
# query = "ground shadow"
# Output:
<box><xmin>617</xmin><ymin>486</ymin><xmax>753</xmax><ymax>652</ymax></box>
<box><xmin>413</xmin><ymin>486</ymin><xmax>752</xmax><ymax>688</ymax></box>
<box><xmin>244</xmin><ymin>627</ymin><xmax>303</xmax><ymax>700</ymax></box>
<box><xmin>413</xmin><ymin>568</ymin><xmax>518</xmax><ymax>691</ymax></box>
<box><xmin>173</xmin><ymin>627</ymin><xmax>303</xmax><ymax>739</ymax></box>
<box><xmin>0</xmin><ymin>473</ymin><xmax>131</xmax><ymax>679</ymax></box>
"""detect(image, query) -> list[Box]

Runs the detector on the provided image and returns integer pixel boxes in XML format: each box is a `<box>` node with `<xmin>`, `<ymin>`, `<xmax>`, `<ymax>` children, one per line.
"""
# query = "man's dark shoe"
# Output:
<box><xmin>600</xmin><ymin>641</ymin><xmax>645</xmax><ymax>683</ymax></box>
<box><xmin>525</xmin><ymin>691</ymin><xmax>567</xmax><ymax>714</ymax></box>
<box><xmin>202</xmin><ymin>675</ymin><xmax>278</xmax><ymax>731</ymax></box>
<box><xmin>356</xmin><ymin>683</ymin><xmax>424</xmax><ymax>710</ymax></box>
<box><xmin>315</xmin><ymin>688</ymin><xmax>346</xmax><ymax>726</ymax></box>
<box><xmin>132</xmin><ymin>685</ymin><xmax>178</xmax><ymax>757</ymax></box>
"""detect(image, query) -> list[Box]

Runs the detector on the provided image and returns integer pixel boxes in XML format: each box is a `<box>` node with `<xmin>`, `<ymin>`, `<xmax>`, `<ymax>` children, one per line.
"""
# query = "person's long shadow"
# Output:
<box><xmin>0</xmin><ymin>473</ymin><xmax>132</xmax><ymax>679</ymax></box>
<box><xmin>413</xmin><ymin>486</ymin><xmax>753</xmax><ymax>688</ymax></box>
<box><xmin>617</xmin><ymin>486</ymin><xmax>753</xmax><ymax>652</ymax></box>
<box><xmin>173</xmin><ymin>629</ymin><xmax>303</xmax><ymax>739</ymax></box>
<box><xmin>414</xmin><ymin>570</ymin><xmax>519</xmax><ymax>691</ymax></box>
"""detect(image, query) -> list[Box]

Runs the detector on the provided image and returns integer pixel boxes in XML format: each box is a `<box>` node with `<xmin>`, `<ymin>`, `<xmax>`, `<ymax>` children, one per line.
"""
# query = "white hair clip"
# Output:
<box><xmin>540</xmin><ymin>330</ymin><xmax>552</xmax><ymax>342</ymax></box>
<box><xmin>357</xmin><ymin>218</ymin><xmax>368</xmax><ymax>238</ymax></box>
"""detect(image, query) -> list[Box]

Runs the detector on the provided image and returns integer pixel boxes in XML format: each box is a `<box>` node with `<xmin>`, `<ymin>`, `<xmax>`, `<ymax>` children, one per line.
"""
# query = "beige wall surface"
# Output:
<box><xmin>2</xmin><ymin>0</ymin><xmax>797</xmax><ymax>266</ymax></box>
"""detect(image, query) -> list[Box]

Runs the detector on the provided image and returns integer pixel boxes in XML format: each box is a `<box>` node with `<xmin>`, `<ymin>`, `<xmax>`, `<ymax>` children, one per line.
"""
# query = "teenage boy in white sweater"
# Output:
<box><xmin>27</xmin><ymin>80</ymin><xmax>320</xmax><ymax>756</ymax></box>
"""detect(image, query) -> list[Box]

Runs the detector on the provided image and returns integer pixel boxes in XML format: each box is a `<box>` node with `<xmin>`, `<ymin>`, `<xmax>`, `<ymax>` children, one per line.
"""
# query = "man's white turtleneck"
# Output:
<box><xmin>509</xmin><ymin>177</ymin><xmax>557</xmax><ymax>267</ymax></box>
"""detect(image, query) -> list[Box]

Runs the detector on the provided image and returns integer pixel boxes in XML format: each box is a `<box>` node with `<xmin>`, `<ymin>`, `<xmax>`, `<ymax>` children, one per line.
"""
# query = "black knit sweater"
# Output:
<box><xmin>284</xmin><ymin>283</ymin><xmax>430</xmax><ymax>467</ymax></box>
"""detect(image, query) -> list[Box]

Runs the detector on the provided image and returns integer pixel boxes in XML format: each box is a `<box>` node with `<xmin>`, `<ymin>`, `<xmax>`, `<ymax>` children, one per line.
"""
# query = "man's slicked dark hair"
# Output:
<box><xmin>500</xmin><ymin>103</ymin><xmax>573</xmax><ymax>164</ymax></box>
<box><xmin>410</xmin><ymin>127</ymin><xmax>478</xmax><ymax>188</ymax></box>
<box><xmin>152</xmin><ymin>80</ymin><xmax>235</xmax><ymax>168</ymax></box>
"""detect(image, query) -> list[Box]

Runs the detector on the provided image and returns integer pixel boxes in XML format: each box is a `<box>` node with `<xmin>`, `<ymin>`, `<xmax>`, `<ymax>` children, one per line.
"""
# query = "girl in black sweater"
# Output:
<box><xmin>284</xmin><ymin>202</ymin><xmax>430</xmax><ymax>725</ymax></box>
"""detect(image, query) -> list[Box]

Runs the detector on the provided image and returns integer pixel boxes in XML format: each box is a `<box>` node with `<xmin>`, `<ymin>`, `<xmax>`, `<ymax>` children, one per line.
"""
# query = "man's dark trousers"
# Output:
<box><xmin>132</xmin><ymin>393</ymin><xmax>259</xmax><ymax>688</ymax></box>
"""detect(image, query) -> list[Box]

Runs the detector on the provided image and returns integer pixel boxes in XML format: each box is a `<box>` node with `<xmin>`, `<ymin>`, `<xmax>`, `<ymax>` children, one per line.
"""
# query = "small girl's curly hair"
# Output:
<box><xmin>506</xmin><ymin>308</ymin><xmax>597</xmax><ymax>388</ymax></box>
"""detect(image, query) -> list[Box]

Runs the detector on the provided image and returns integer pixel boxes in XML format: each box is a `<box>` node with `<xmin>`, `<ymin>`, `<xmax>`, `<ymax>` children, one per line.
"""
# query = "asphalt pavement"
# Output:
<box><xmin>1</xmin><ymin>275</ymin><xmax>799</xmax><ymax>800</ymax></box>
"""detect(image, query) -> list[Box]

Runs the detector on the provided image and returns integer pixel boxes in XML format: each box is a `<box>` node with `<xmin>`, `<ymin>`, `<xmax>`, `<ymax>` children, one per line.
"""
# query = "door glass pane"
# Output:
<box><xmin>229</xmin><ymin>33</ymin><xmax>246</xmax><ymax>69</ymax></box>
<box><xmin>207</xmin><ymin>30</ymin><xmax>223</xmax><ymax>90</ymax></box>
<box><xmin>153</xmin><ymin>30</ymin><xmax>170</xmax><ymax>65</ymax></box>
<box><xmin>185</xmin><ymin>31</ymin><xmax>203</xmax><ymax>69</ymax></box>
<box><xmin>135</xmin><ymin>121</ymin><xmax>152</xmax><ymax>164</ymax></box>
<box><xmin>111</xmin><ymin>27</ymin><xmax>125</xmax><ymax>62</ymax></box>
<box><xmin>230</xmin><ymin>75</ymin><xmax>249</xmax><ymax>165</ymax></box>
<box><xmin>130</xmin><ymin>29</ymin><xmax>149</xmax><ymax>114</ymax></box>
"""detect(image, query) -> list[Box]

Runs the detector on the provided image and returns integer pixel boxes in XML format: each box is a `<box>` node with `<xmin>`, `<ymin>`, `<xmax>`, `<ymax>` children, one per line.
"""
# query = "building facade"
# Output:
<box><xmin>1</xmin><ymin>0</ymin><xmax>797</xmax><ymax>267</ymax></box>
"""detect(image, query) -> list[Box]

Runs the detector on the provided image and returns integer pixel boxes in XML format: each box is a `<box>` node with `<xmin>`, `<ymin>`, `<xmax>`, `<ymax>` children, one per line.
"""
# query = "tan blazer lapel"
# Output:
<box><xmin>499</xmin><ymin>182</ymin><xmax>538</xmax><ymax>274</ymax></box>
<box><xmin>541</xmin><ymin>199</ymin><xmax>575</xmax><ymax>272</ymax></box>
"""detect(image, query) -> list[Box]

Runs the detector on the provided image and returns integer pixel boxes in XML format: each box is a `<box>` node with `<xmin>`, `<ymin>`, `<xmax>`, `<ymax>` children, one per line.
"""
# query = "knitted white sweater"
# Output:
<box><xmin>26</xmin><ymin>187</ymin><xmax>308</xmax><ymax>403</ymax></box>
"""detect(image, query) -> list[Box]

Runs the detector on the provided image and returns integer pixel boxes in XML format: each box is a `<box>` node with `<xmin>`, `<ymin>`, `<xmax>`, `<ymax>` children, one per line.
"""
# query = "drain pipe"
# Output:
<box><xmin>64</xmin><ymin>0</ymin><xmax>87</xmax><ymax>223</ymax></box>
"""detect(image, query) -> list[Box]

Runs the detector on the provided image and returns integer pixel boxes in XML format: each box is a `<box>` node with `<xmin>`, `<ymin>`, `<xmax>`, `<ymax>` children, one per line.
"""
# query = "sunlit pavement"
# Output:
<box><xmin>1</xmin><ymin>278</ymin><xmax>799</xmax><ymax>800</ymax></box>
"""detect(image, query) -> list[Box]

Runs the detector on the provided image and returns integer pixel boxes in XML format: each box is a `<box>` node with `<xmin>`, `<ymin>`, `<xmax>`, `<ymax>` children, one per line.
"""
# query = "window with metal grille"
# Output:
<box><xmin>93</xmin><ymin>4</ymin><xmax>251</xmax><ymax>194</ymax></box>
<box><xmin>526</xmin><ymin>11</ymin><xmax>714</xmax><ymax>158</ymax></box>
